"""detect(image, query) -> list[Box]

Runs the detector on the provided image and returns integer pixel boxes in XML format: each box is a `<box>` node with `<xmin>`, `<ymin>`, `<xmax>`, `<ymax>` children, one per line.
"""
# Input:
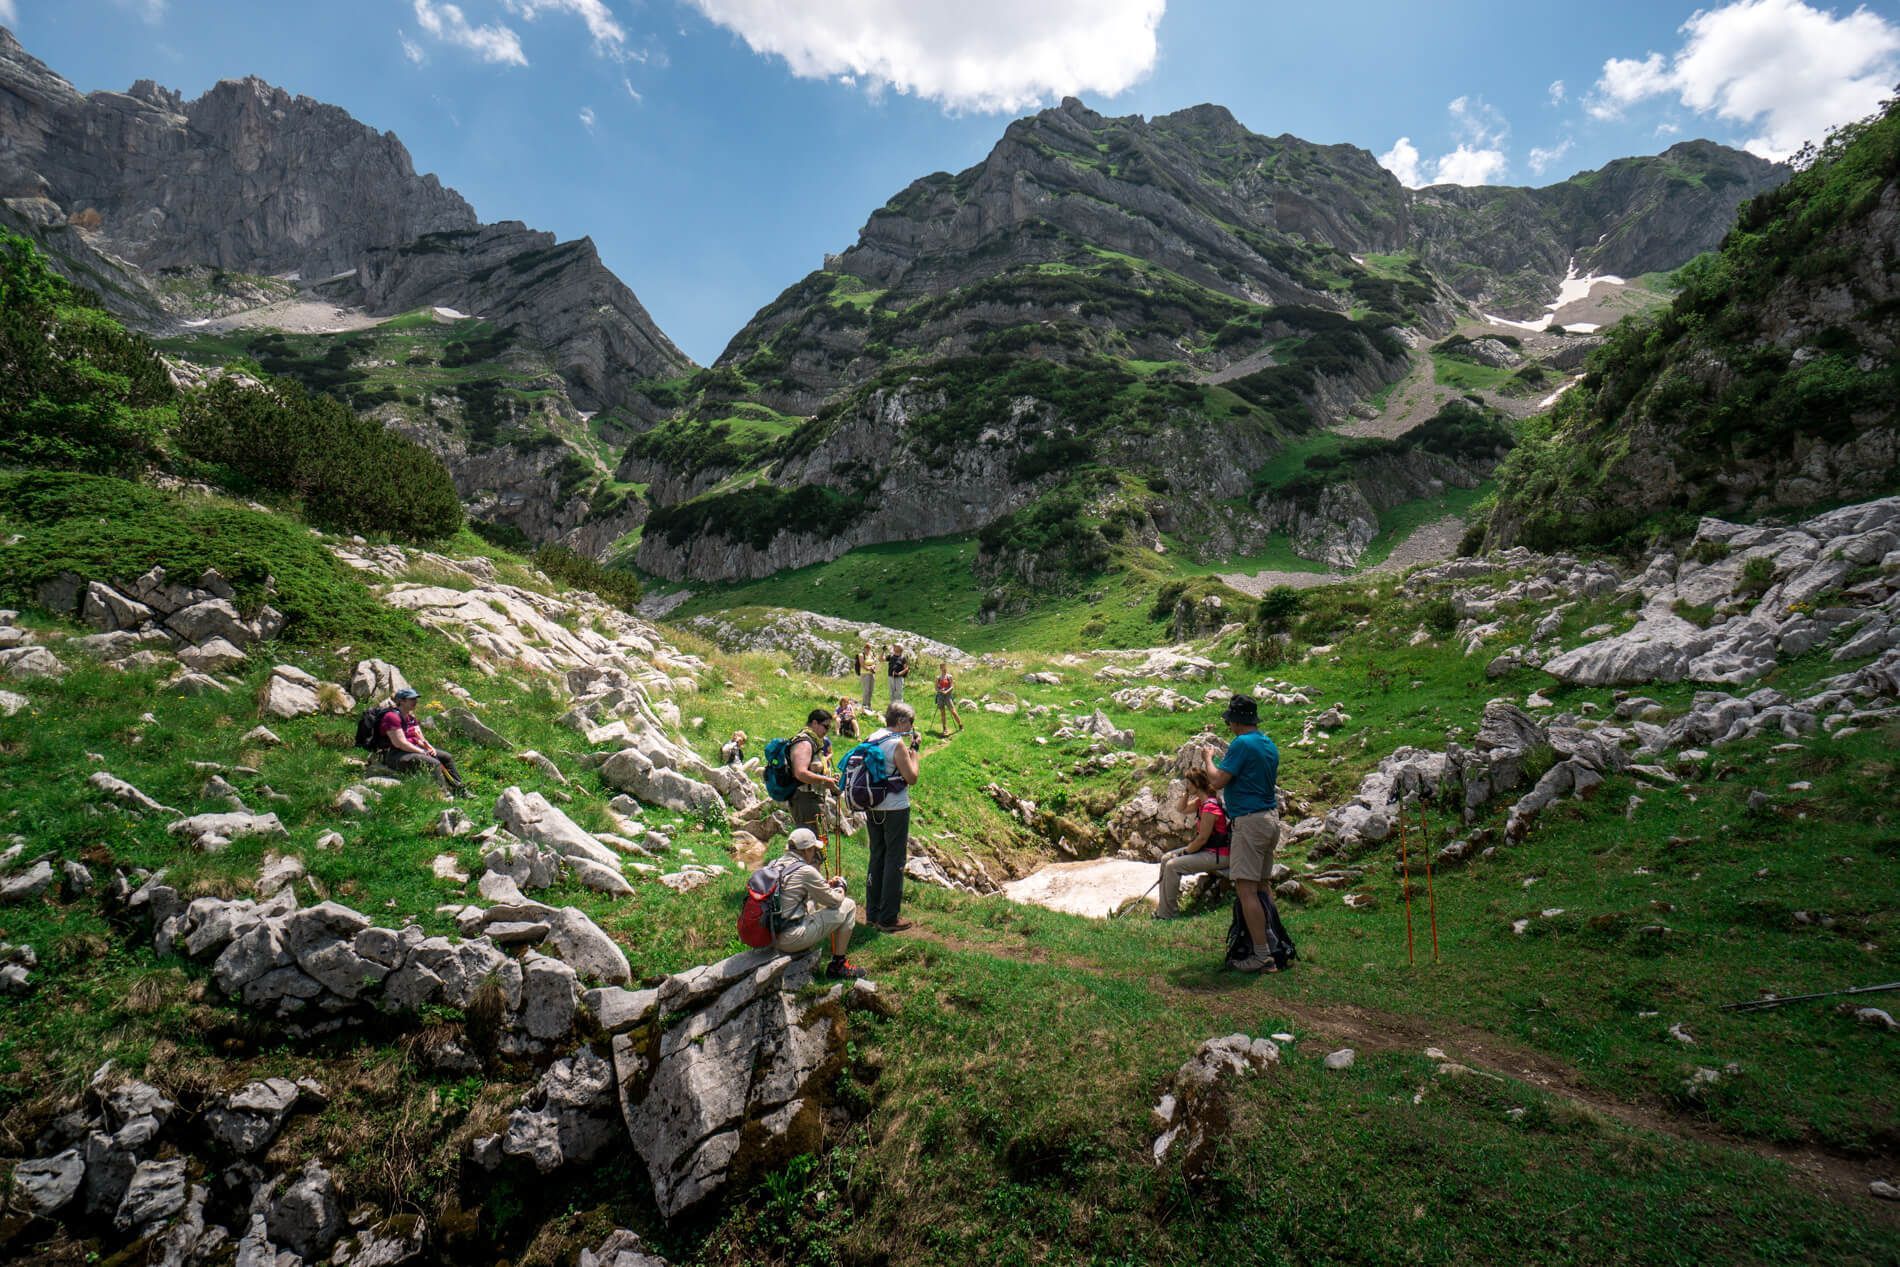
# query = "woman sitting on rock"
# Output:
<box><xmin>1155</xmin><ymin>769</ymin><xmax>1230</xmax><ymax>919</ymax></box>
<box><xmin>379</xmin><ymin>688</ymin><xmax>469</xmax><ymax>798</ymax></box>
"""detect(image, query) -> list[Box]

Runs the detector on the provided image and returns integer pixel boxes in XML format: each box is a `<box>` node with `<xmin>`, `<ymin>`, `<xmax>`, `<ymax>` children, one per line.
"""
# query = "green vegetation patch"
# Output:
<box><xmin>0</xmin><ymin>472</ymin><xmax>422</xmax><ymax>648</ymax></box>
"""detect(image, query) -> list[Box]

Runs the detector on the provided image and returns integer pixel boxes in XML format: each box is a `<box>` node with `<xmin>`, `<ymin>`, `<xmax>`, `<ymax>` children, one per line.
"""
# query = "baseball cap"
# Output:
<box><xmin>787</xmin><ymin>828</ymin><xmax>820</xmax><ymax>853</ymax></box>
<box><xmin>393</xmin><ymin>687</ymin><xmax>420</xmax><ymax>700</ymax></box>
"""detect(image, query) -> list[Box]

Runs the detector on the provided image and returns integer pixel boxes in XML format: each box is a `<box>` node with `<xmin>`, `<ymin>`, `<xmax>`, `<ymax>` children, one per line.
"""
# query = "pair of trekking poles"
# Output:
<box><xmin>1397</xmin><ymin>796</ymin><xmax>1440</xmax><ymax>964</ymax></box>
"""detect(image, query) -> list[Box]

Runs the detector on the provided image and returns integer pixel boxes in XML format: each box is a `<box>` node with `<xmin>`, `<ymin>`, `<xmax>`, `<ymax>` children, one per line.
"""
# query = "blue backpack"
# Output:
<box><xmin>761</xmin><ymin>736</ymin><xmax>802</xmax><ymax>802</ymax></box>
<box><xmin>836</xmin><ymin>734</ymin><xmax>906</xmax><ymax>811</ymax></box>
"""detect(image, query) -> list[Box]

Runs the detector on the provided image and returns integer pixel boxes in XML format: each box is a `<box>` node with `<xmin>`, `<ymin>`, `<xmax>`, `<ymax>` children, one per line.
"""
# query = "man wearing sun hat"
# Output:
<box><xmin>773</xmin><ymin>827</ymin><xmax>867</xmax><ymax>981</ymax></box>
<box><xmin>1202</xmin><ymin>694</ymin><xmax>1281</xmax><ymax>972</ymax></box>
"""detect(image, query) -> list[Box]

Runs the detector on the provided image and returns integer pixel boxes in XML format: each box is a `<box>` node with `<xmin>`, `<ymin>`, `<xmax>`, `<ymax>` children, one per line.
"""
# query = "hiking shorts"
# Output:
<box><xmin>790</xmin><ymin>786</ymin><xmax>824</xmax><ymax>832</ymax></box>
<box><xmin>935</xmin><ymin>690</ymin><xmax>954</xmax><ymax>709</ymax></box>
<box><xmin>775</xmin><ymin>900</ymin><xmax>856</xmax><ymax>953</ymax></box>
<box><xmin>1229</xmin><ymin>811</ymin><xmax>1280</xmax><ymax>883</ymax></box>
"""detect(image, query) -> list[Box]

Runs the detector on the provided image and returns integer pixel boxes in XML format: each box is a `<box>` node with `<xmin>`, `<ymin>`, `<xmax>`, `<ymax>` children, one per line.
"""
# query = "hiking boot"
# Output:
<box><xmin>824</xmin><ymin>957</ymin><xmax>867</xmax><ymax>980</ymax></box>
<box><xmin>1229</xmin><ymin>953</ymin><xmax>1276</xmax><ymax>974</ymax></box>
<box><xmin>874</xmin><ymin>918</ymin><xmax>913</xmax><ymax>933</ymax></box>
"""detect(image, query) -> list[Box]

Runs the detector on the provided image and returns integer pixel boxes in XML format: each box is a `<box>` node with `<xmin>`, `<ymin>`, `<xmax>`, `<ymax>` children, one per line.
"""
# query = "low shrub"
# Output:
<box><xmin>530</xmin><ymin>543</ymin><xmax>643</xmax><ymax>613</ymax></box>
<box><xmin>177</xmin><ymin>376</ymin><xmax>463</xmax><ymax>541</ymax></box>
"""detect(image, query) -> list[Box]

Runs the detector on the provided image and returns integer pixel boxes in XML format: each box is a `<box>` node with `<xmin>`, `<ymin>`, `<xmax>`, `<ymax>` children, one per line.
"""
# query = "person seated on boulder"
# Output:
<box><xmin>774</xmin><ymin>828</ymin><xmax>866</xmax><ymax>980</ymax></box>
<box><xmin>379</xmin><ymin>687</ymin><xmax>468</xmax><ymax>797</ymax></box>
<box><xmin>1155</xmin><ymin>769</ymin><xmax>1231</xmax><ymax>919</ymax></box>
<box><xmin>721</xmin><ymin>730</ymin><xmax>748</xmax><ymax>765</ymax></box>
<box><xmin>835</xmin><ymin>698</ymin><xmax>859</xmax><ymax>740</ymax></box>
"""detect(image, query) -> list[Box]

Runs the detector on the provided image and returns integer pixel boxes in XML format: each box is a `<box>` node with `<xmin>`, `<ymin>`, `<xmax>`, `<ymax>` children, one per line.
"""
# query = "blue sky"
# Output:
<box><xmin>8</xmin><ymin>0</ymin><xmax>1899</xmax><ymax>363</ymax></box>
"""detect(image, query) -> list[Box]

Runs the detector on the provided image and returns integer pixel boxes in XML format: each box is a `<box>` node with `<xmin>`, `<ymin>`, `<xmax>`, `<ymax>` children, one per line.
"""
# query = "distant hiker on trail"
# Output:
<box><xmin>787</xmin><ymin>707</ymin><xmax>835</xmax><ymax>836</ymax></box>
<box><xmin>720</xmin><ymin>730</ymin><xmax>748</xmax><ymax>765</ymax></box>
<box><xmin>855</xmin><ymin>642</ymin><xmax>876</xmax><ymax>710</ymax></box>
<box><xmin>933</xmin><ymin>661</ymin><xmax>964</xmax><ymax>736</ymax></box>
<box><xmin>863</xmin><ymin>702</ymin><xmax>922</xmax><ymax>933</ymax></box>
<box><xmin>1155</xmin><ymin>768</ymin><xmax>1231</xmax><ymax>919</ymax></box>
<box><xmin>836</xmin><ymin>698</ymin><xmax>860</xmax><ymax>740</ymax></box>
<box><xmin>1202</xmin><ymin>695</ymin><xmax>1281</xmax><ymax>971</ymax></box>
<box><xmin>773</xmin><ymin>828</ymin><xmax>866</xmax><ymax>980</ymax></box>
<box><xmin>375</xmin><ymin>687</ymin><xmax>468</xmax><ymax>797</ymax></box>
<box><xmin>886</xmin><ymin>644</ymin><xmax>910</xmax><ymax>705</ymax></box>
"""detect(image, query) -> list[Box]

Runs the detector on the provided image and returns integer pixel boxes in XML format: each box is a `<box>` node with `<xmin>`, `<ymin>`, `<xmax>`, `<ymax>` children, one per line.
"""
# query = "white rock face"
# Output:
<box><xmin>260</xmin><ymin>665</ymin><xmax>323</xmax><ymax>719</ymax></box>
<box><xmin>494</xmin><ymin>787</ymin><xmax>625</xmax><ymax>872</ymax></box>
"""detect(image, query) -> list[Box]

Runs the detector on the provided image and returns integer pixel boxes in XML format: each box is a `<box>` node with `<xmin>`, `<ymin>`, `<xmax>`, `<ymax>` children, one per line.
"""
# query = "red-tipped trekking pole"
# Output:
<box><xmin>1398</xmin><ymin>799</ymin><xmax>1415</xmax><ymax>965</ymax></box>
<box><xmin>1419</xmin><ymin>801</ymin><xmax>1438</xmax><ymax>963</ymax></box>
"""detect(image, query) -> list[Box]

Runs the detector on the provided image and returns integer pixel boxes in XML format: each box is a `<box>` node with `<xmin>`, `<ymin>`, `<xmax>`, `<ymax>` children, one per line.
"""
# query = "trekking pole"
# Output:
<box><xmin>1112</xmin><ymin>876</ymin><xmax>1163</xmax><ymax>920</ymax></box>
<box><xmin>1419</xmin><ymin>800</ymin><xmax>1439</xmax><ymax>963</ymax></box>
<box><xmin>1398</xmin><ymin>798</ymin><xmax>1415</xmax><ymax>966</ymax></box>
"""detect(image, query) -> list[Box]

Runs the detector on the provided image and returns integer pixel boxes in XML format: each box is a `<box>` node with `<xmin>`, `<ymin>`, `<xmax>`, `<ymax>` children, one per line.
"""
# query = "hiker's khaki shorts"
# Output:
<box><xmin>775</xmin><ymin>900</ymin><xmax>856</xmax><ymax>952</ymax></box>
<box><xmin>1229</xmin><ymin>811</ymin><xmax>1280</xmax><ymax>883</ymax></box>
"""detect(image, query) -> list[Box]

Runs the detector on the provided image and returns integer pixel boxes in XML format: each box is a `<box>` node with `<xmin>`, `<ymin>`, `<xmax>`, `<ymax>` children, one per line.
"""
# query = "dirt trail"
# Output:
<box><xmin>894</xmin><ymin>923</ymin><xmax>1898</xmax><ymax>1220</ymax></box>
<box><xmin>1337</xmin><ymin>353</ymin><xmax>1458</xmax><ymax>440</ymax></box>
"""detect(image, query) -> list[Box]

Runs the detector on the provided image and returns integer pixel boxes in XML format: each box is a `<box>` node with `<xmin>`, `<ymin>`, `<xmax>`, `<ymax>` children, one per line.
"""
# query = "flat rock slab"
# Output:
<box><xmin>1001</xmin><ymin>859</ymin><xmax>1159</xmax><ymax>919</ymax></box>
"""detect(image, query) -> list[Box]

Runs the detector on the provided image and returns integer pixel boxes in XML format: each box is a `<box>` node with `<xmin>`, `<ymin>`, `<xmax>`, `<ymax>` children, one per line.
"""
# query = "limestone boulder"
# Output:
<box><xmin>348</xmin><ymin>658</ymin><xmax>412</xmax><ymax>702</ymax></box>
<box><xmin>616</xmin><ymin>948</ymin><xmax>844</xmax><ymax>1217</ymax></box>
<box><xmin>81</xmin><ymin>582</ymin><xmax>154</xmax><ymax>633</ymax></box>
<box><xmin>494</xmin><ymin>787</ymin><xmax>624</xmax><ymax>870</ymax></box>
<box><xmin>260</xmin><ymin>665</ymin><xmax>323</xmax><ymax>719</ymax></box>
<box><xmin>600</xmin><ymin>747</ymin><xmax>722</xmax><ymax>814</ymax></box>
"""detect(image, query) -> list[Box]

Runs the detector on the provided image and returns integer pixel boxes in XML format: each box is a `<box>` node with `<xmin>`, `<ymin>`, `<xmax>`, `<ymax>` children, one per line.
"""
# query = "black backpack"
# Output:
<box><xmin>354</xmin><ymin>705</ymin><xmax>399</xmax><ymax>752</ymax></box>
<box><xmin>1226</xmin><ymin>889</ymin><xmax>1297</xmax><ymax>970</ymax></box>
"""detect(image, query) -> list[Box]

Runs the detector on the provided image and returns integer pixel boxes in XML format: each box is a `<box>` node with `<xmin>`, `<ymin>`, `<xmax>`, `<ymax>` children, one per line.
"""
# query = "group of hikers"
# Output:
<box><xmin>853</xmin><ymin>641</ymin><xmax>965</xmax><ymax>735</ymax></box>
<box><xmin>747</xmin><ymin>687</ymin><xmax>1290</xmax><ymax>981</ymax></box>
<box><xmin>354</xmin><ymin>649</ymin><xmax>1289</xmax><ymax>984</ymax></box>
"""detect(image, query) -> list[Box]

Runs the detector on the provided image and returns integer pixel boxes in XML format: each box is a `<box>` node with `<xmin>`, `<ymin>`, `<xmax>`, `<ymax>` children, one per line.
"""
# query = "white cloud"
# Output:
<box><xmin>503</xmin><ymin>0</ymin><xmax>636</xmax><ymax>60</ymax></box>
<box><xmin>400</xmin><ymin>32</ymin><xmax>427</xmax><ymax>65</ymax></box>
<box><xmin>1527</xmin><ymin>138</ymin><xmax>1573</xmax><ymax>176</ymax></box>
<box><xmin>1378</xmin><ymin>136</ymin><xmax>1423</xmax><ymax>187</ymax></box>
<box><xmin>578</xmin><ymin>105</ymin><xmax>596</xmax><ymax>129</ymax></box>
<box><xmin>1655</xmin><ymin>121</ymin><xmax>1681</xmax><ymax>137</ymax></box>
<box><xmin>1381</xmin><ymin>95</ymin><xmax>1511</xmax><ymax>187</ymax></box>
<box><xmin>1548</xmin><ymin>79</ymin><xmax>1566</xmax><ymax>105</ymax></box>
<box><xmin>412</xmin><ymin>0</ymin><xmax>528</xmax><ymax>66</ymax></box>
<box><xmin>1432</xmin><ymin>144</ymin><xmax>1509</xmax><ymax>186</ymax></box>
<box><xmin>1585</xmin><ymin>0</ymin><xmax>1900</xmax><ymax>159</ymax></box>
<box><xmin>681</xmin><ymin>0</ymin><xmax>1165</xmax><ymax>113</ymax></box>
<box><xmin>622</xmin><ymin>75</ymin><xmax>642</xmax><ymax>103</ymax></box>
<box><xmin>0</xmin><ymin>0</ymin><xmax>16</xmax><ymax>23</ymax></box>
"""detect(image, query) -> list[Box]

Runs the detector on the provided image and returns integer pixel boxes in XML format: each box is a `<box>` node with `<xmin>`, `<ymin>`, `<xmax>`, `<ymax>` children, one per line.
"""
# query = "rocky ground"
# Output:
<box><xmin>4</xmin><ymin>492</ymin><xmax>1898</xmax><ymax>1263</ymax></box>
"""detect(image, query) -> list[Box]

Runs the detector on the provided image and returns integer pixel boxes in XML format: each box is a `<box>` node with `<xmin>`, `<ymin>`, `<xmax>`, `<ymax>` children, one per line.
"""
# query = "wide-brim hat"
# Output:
<box><xmin>1222</xmin><ymin>695</ymin><xmax>1259</xmax><ymax>725</ymax></box>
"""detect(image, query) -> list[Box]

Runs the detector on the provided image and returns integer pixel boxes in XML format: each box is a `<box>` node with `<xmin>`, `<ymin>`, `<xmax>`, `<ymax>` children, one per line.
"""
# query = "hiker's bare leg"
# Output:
<box><xmin>1236</xmin><ymin>878</ymin><xmax>1269</xmax><ymax>948</ymax></box>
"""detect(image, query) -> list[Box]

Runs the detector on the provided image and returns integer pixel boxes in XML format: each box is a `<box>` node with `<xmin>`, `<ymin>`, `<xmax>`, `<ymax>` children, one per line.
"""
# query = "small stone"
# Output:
<box><xmin>1871</xmin><ymin>1180</ymin><xmax>1900</xmax><ymax>1201</ymax></box>
<box><xmin>1323</xmin><ymin>1048</ymin><xmax>1355</xmax><ymax>1071</ymax></box>
<box><xmin>115</xmin><ymin>1157</ymin><xmax>187</xmax><ymax>1230</ymax></box>
<box><xmin>432</xmin><ymin>854</ymin><xmax>470</xmax><ymax>884</ymax></box>
<box><xmin>242</xmin><ymin>726</ymin><xmax>283</xmax><ymax>747</ymax></box>
<box><xmin>11</xmin><ymin>1147</ymin><xmax>84</xmax><ymax>1215</ymax></box>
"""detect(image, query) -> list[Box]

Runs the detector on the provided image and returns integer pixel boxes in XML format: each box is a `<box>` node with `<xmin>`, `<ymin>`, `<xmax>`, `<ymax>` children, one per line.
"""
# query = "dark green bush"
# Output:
<box><xmin>177</xmin><ymin>376</ymin><xmax>462</xmax><ymax>541</ymax></box>
<box><xmin>530</xmin><ymin>543</ymin><xmax>643</xmax><ymax>612</ymax></box>
<box><xmin>0</xmin><ymin>229</ymin><xmax>177</xmax><ymax>473</ymax></box>
<box><xmin>644</xmin><ymin>484</ymin><xmax>858</xmax><ymax>551</ymax></box>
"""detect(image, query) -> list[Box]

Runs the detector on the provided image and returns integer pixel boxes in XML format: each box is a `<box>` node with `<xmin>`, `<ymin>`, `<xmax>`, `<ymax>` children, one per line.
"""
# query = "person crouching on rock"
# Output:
<box><xmin>1155</xmin><ymin>769</ymin><xmax>1231</xmax><ymax>919</ymax></box>
<box><xmin>776</xmin><ymin>828</ymin><xmax>866</xmax><ymax>980</ymax></box>
<box><xmin>379</xmin><ymin>687</ymin><xmax>469</xmax><ymax>797</ymax></box>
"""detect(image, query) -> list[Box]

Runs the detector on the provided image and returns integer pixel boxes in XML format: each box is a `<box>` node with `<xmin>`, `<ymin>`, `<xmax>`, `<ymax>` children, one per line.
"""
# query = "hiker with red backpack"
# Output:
<box><xmin>361</xmin><ymin>687</ymin><xmax>468</xmax><ymax>798</ymax></box>
<box><xmin>1154</xmin><ymin>768</ymin><xmax>1231</xmax><ymax>919</ymax></box>
<box><xmin>738</xmin><ymin>828</ymin><xmax>865</xmax><ymax>980</ymax></box>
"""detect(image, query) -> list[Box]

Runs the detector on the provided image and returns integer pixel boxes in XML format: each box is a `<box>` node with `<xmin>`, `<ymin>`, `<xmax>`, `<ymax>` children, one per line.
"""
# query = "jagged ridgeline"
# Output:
<box><xmin>630</xmin><ymin>99</ymin><xmax>1783</xmax><ymax>588</ymax></box>
<box><xmin>1488</xmin><ymin>96</ymin><xmax>1900</xmax><ymax>550</ymax></box>
<box><xmin>0</xmin><ymin>27</ymin><xmax>689</xmax><ymax>559</ymax></box>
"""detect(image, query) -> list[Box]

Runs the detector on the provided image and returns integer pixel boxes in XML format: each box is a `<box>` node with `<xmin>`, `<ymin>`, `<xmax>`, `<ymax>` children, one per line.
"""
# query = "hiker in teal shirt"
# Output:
<box><xmin>1203</xmin><ymin>696</ymin><xmax>1283</xmax><ymax>971</ymax></box>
